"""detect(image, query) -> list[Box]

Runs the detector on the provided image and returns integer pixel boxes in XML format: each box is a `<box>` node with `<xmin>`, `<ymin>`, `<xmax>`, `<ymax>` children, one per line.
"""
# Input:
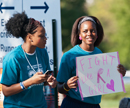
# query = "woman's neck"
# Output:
<box><xmin>22</xmin><ymin>43</ymin><xmax>36</xmax><ymax>54</ymax></box>
<box><xmin>79</xmin><ymin>43</ymin><xmax>94</xmax><ymax>51</ymax></box>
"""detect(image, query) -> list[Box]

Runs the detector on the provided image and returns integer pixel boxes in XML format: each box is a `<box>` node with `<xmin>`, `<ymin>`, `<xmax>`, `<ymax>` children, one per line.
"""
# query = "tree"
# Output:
<box><xmin>87</xmin><ymin>0</ymin><xmax>130</xmax><ymax>69</ymax></box>
<box><xmin>110</xmin><ymin>0</ymin><xmax>130</xmax><ymax>69</ymax></box>
<box><xmin>61</xmin><ymin>0</ymin><xmax>88</xmax><ymax>52</ymax></box>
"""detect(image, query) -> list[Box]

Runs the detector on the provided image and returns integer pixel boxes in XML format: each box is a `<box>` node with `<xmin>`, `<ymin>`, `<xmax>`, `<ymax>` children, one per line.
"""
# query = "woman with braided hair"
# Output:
<box><xmin>1</xmin><ymin>12</ymin><xmax>57</xmax><ymax>108</ymax></box>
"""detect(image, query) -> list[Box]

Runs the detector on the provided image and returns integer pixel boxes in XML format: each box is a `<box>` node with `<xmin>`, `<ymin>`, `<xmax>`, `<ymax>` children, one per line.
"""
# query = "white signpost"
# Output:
<box><xmin>0</xmin><ymin>0</ymin><xmax>62</xmax><ymax>70</ymax></box>
<box><xmin>0</xmin><ymin>0</ymin><xmax>23</xmax><ymax>68</ymax></box>
<box><xmin>0</xmin><ymin>0</ymin><xmax>62</xmax><ymax>107</ymax></box>
<box><xmin>76</xmin><ymin>52</ymin><xmax>125</xmax><ymax>100</ymax></box>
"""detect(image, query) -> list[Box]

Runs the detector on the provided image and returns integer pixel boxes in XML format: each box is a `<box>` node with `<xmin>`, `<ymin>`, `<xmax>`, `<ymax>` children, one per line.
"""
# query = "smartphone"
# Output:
<box><xmin>44</xmin><ymin>70</ymin><xmax>53</xmax><ymax>75</ymax></box>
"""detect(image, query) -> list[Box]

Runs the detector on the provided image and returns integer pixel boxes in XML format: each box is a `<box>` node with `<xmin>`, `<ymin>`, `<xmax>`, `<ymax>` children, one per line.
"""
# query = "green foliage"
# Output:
<box><xmin>61</xmin><ymin>0</ymin><xmax>88</xmax><ymax>52</ymax></box>
<box><xmin>110</xmin><ymin>0</ymin><xmax>130</xmax><ymax>69</ymax></box>
<box><xmin>61</xmin><ymin>0</ymin><xmax>130</xmax><ymax>69</ymax></box>
<box><xmin>87</xmin><ymin>0</ymin><xmax>130</xmax><ymax>69</ymax></box>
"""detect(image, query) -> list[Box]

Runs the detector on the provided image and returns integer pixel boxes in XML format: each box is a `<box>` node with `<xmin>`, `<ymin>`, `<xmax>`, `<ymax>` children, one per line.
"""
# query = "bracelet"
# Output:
<box><xmin>63</xmin><ymin>83</ymin><xmax>70</xmax><ymax>92</ymax></box>
<box><xmin>20</xmin><ymin>82</ymin><xmax>26</xmax><ymax>90</ymax></box>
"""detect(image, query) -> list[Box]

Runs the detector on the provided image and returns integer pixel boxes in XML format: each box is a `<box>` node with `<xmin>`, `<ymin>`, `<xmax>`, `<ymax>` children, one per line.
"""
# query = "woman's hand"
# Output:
<box><xmin>57</xmin><ymin>76</ymin><xmax>78</xmax><ymax>94</ymax></box>
<box><xmin>31</xmin><ymin>72</ymin><xmax>50</xmax><ymax>84</ymax></box>
<box><xmin>47</xmin><ymin>75</ymin><xmax>57</xmax><ymax>88</ymax></box>
<box><xmin>117</xmin><ymin>64</ymin><xmax>126</xmax><ymax>76</ymax></box>
<box><xmin>67</xmin><ymin>76</ymin><xmax>79</xmax><ymax>89</ymax></box>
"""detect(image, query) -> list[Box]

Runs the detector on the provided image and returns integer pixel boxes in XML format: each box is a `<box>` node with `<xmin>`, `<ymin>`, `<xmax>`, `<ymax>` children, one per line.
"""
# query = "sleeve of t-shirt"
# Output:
<box><xmin>1</xmin><ymin>57</ymin><xmax>19</xmax><ymax>86</ymax></box>
<box><xmin>57</xmin><ymin>53</ymin><xmax>71</xmax><ymax>83</ymax></box>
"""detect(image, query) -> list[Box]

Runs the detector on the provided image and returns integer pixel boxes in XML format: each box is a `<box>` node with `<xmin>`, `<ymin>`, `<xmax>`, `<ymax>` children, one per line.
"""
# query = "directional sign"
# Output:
<box><xmin>0</xmin><ymin>0</ymin><xmax>23</xmax><ymax>68</ymax></box>
<box><xmin>0</xmin><ymin>0</ymin><xmax>62</xmax><ymax>70</ymax></box>
<box><xmin>0</xmin><ymin>3</ymin><xmax>15</xmax><ymax>13</ymax></box>
<box><xmin>0</xmin><ymin>3</ymin><xmax>14</xmax><ymax>13</ymax></box>
<box><xmin>30</xmin><ymin>2</ymin><xmax>49</xmax><ymax>13</ymax></box>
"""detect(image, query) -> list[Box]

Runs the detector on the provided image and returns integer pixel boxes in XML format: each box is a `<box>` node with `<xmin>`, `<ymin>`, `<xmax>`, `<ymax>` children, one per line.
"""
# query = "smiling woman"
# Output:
<box><xmin>56</xmin><ymin>16</ymin><xmax>126</xmax><ymax>108</ymax></box>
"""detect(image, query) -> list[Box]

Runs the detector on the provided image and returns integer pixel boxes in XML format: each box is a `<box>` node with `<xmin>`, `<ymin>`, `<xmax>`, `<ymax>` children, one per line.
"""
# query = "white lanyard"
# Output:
<box><xmin>23</xmin><ymin>49</ymin><xmax>39</xmax><ymax>73</ymax></box>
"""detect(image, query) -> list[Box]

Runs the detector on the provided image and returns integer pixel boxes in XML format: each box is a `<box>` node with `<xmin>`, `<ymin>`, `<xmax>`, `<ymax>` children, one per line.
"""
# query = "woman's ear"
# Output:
<box><xmin>27</xmin><ymin>33</ymin><xmax>33</xmax><ymax>42</ymax></box>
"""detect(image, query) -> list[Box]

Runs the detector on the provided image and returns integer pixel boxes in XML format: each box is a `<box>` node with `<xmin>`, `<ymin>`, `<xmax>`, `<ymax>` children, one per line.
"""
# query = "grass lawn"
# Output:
<box><xmin>100</xmin><ymin>99</ymin><xmax>119</xmax><ymax>108</ymax></box>
<box><xmin>100</xmin><ymin>84</ymin><xmax>130</xmax><ymax>108</ymax></box>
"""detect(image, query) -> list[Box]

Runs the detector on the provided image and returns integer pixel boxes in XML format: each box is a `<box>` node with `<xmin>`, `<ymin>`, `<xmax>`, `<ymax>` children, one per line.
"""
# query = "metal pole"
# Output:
<box><xmin>52</xmin><ymin>19</ymin><xmax>58</xmax><ymax>108</ymax></box>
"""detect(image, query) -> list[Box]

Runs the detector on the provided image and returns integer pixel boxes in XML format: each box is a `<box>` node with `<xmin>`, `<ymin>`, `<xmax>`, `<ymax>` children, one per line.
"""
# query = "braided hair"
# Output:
<box><xmin>5</xmin><ymin>11</ymin><xmax>42</xmax><ymax>41</ymax></box>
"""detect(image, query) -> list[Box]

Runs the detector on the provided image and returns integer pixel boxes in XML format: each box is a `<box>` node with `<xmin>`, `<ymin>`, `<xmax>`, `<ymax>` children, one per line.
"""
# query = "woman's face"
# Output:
<box><xmin>79</xmin><ymin>21</ymin><xmax>97</xmax><ymax>46</ymax></box>
<box><xmin>31</xmin><ymin>25</ymin><xmax>47</xmax><ymax>48</ymax></box>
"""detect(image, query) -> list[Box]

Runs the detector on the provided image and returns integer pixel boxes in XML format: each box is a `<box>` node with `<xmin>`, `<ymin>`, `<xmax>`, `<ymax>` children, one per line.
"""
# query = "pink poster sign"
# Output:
<box><xmin>76</xmin><ymin>52</ymin><xmax>125</xmax><ymax>99</ymax></box>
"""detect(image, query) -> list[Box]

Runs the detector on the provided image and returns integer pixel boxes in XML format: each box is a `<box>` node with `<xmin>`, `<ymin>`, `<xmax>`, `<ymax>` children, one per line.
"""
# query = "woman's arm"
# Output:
<box><xmin>2</xmin><ymin>78</ymin><xmax>33</xmax><ymax>97</ymax></box>
<box><xmin>57</xmin><ymin>76</ymin><xmax>78</xmax><ymax>94</ymax></box>
<box><xmin>2</xmin><ymin>72</ymin><xmax>49</xmax><ymax>97</ymax></box>
<box><xmin>57</xmin><ymin>82</ymin><xmax>70</xmax><ymax>94</ymax></box>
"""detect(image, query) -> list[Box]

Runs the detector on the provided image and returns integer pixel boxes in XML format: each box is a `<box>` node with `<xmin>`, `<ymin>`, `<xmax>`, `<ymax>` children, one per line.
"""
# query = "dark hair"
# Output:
<box><xmin>119</xmin><ymin>97</ymin><xmax>130</xmax><ymax>108</ymax></box>
<box><xmin>71</xmin><ymin>16</ymin><xmax>104</xmax><ymax>47</ymax></box>
<box><xmin>5</xmin><ymin>11</ymin><xmax>42</xmax><ymax>41</ymax></box>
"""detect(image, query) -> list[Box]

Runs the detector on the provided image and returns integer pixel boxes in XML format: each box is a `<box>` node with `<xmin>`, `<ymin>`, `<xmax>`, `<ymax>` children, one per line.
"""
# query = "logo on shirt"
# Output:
<box><xmin>28</xmin><ymin>67</ymin><xmax>44</xmax><ymax>88</ymax></box>
<box><xmin>27</xmin><ymin>63</ymin><xmax>44</xmax><ymax>78</ymax></box>
<box><xmin>28</xmin><ymin>70</ymin><xmax>36</xmax><ymax>77</ymax></box>
<box><xmin>27</xmin><ymin>66</ymin><xmax>30</xmax><ymax>70</ymax></box>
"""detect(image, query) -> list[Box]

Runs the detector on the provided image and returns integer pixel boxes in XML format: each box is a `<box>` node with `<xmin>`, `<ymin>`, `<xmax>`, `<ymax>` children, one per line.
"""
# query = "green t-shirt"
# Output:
<box><xmin>1</xmin><ymin>45</ymin><xmax>50</xmax><ymax>108</ymax></box>
<box><xmin>57</xmin><ymin>45</ymin><xmax>102</xmax><ymax>104</ymax></box>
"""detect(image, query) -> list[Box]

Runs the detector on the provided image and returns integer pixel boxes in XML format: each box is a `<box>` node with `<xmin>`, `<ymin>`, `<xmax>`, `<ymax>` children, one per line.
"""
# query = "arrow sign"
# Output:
<box><xmin>0</xmin><ymin>3</ymin><xmax>14</xmax><ymax>13</ymax></box>
<box><xmin>30</xmin><ymin>2</ymin><xmax>49</xmax><ymax>13</ymax></box>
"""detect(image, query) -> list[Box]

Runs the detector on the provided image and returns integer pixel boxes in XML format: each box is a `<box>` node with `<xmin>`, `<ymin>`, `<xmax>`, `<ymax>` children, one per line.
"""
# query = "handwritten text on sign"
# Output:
<box><xmin>76</xmin><ymin>52</ymin><xmax>125</xmax><ymax>99</ymax></box>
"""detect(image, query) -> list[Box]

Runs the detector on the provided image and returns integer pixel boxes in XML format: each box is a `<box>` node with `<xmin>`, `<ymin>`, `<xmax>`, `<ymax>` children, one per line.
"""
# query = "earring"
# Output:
<box><xmin>79</xmin><ymin>36</ymin><xmax>82</xmax><ymax>40</ymax></box>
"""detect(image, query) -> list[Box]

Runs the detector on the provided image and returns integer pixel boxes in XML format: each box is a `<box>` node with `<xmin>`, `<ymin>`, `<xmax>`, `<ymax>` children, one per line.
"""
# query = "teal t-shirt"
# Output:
<box><xmin>1</xmin><ymin>45</ymin><xmax>50</xmax><ymax>108</ymax></box>
<box><xmin>57</xmin><ymin>45</ymin><xmax>102</xmax><ymax>104</ymax></box>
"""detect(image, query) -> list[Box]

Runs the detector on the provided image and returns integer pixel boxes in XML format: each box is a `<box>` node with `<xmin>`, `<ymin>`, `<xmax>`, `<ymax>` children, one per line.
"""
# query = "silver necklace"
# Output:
<box><xmin>23</xmin><ymin>49</ymin><xmax>39</xmax><ymax>73</ymax></box>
